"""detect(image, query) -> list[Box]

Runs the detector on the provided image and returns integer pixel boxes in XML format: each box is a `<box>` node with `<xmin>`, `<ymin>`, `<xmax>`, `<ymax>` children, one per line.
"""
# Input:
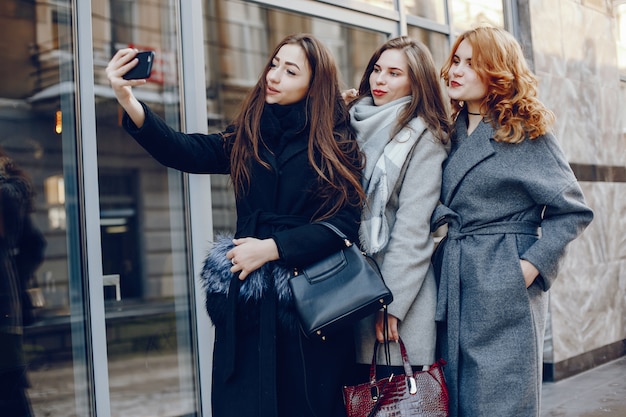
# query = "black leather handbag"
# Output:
<box><xmin>289</xmin><ymin>221</ymin><xmax>393</xmax><ymax>338</ymax></box>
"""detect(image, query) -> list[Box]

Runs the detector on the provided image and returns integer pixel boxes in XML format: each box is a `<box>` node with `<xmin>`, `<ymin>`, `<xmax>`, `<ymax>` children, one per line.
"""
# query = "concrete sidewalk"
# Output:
<box><xmin>541</xmin><ymin>356</ymin><xmax>626</xmax><ymax>417</ymax></box>
<box><xmin>27</xmin><ymin>351</ymin><xmax>625</xmax><ymax>416</ymax></box>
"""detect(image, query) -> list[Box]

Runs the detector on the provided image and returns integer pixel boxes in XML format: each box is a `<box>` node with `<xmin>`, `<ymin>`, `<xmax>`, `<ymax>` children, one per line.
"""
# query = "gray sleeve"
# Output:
<box><xmin>379</xmin><ymin>133</ymin><xmax>448</xmax><ymax>320</ymax></box>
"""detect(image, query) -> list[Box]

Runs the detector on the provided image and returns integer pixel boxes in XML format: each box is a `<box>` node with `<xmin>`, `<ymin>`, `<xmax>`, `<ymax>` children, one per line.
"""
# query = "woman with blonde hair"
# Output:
<box><xmin>432</xmin><ymin>26</ymin><xmax>593</xmax><ymax>416</ymax></box>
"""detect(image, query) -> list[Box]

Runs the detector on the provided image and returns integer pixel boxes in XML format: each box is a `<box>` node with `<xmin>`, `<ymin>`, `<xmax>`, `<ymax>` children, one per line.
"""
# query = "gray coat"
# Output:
<box><xmin>431</xmin><ymin>116</ymin><xmax>593</xmax><ymax>417</ymax></box>
<box><xmin>355</xmin><ymin>126</ymin><xmax>449</xmax><ymax>367</ymax></box>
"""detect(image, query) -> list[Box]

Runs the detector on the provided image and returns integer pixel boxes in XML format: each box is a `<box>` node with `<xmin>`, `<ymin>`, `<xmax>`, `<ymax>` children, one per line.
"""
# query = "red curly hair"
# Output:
<box><xmin>441</xmin><ymin>26</ymin><xmax>555</xmax><ymax>143</ymax></box>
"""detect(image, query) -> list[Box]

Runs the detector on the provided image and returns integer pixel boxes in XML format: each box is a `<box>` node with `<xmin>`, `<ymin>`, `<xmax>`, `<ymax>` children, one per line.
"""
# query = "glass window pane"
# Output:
<box><xmin>450</xmin><ymin>0</ymin><xmax>504</xmax><ymax>33</ymax></box>
<box><xmin>405</xmin><ymin>0</ymin><xmax>447</xmax><ymax>24</ymax></box>
<box><xmin>203</xmin><ymin>0</ymin><xmax>386</xmax><ymax>234</ymax></box>
<box><xmin>0</xmin><ymin>1</ymin><xmax>92</xmax><ymax>415</ymax></box>
<box><xmin>407</xmin><ymin>26</ymin><xmax>450</xmax><ymax>74</ymax></box>
<box><xmin>348</xmin><ymin>0</ymin><xmax>395</xmax><ymax>11</ymax></box>
<box><xmin>93</xmin><ymin>0</ymin><xmax>199</xmax><ymax>415</ymax></box>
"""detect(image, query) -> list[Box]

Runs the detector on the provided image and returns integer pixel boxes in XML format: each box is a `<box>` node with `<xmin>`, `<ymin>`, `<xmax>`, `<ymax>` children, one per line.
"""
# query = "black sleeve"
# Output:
<box><xmin>15</xmin><ymin>215</ymin><xmax>46</xmax><ymax>284</ymax></box>
<box><xmin>123</xmin><ymin>102</ymin><xmax>232</xmax><ymax>174</ymax></box>
<box><xmin>272</xmin><ymin>204</ymin><xmax>361</xmax><ymax>269</ymax></box>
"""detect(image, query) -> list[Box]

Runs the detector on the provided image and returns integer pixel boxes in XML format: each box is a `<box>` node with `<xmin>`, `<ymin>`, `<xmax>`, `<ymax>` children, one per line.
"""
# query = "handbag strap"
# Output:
<box><xmin>367</xmin><ymin>312</ymin><xmax>449</xmax><ymax>416</ymax></box>
<box><xmin>369</xmin><ymin>306</ymin><xmax>393</xmax><ymax>382</ymax></box>
<box><xmin>316</xmin><ymin>221</ymin><xmax>352</xmax><ymax>247</ymax></box>
<box><xmin>366</xmin><ymin>375</ymin><xmax>392</xmax><ymax>417</ymax></box>
<box><xmin>370</xmin><ymin>325</ymin><xmax>413</xmax><ymax>378</ymax></box>
<box><xmin>368</xmin><ymin>308</ymin><xmax>426</xmax><ymax>415</ymax></box>
<box><xmin>365</xmin><ymin>307</ymin><xmax>394</xmax><ymax>417</ymax></box>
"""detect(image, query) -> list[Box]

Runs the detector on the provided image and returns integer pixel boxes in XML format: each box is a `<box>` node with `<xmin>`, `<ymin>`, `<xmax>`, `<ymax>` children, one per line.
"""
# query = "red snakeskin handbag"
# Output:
<box><xmin>343</xmin><ymin>337</ymin><xmax>449</xmax><ymax>417</ymax></box>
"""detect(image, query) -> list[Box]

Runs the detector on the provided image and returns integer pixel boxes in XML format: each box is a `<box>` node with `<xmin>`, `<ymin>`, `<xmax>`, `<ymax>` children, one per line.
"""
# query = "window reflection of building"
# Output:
<box><xmin>44</xmin><ymin>175</ymin><xmax>66</xmax><ymax>230</ymax></box>
<box><xmin>0</xmin><ymin>0</ymin><xmax>74</xmax><ymax>318</ymax></box>
<box><xmin>450</xmin><ymin>0</ymin><xmax>504</xmax><ymax>33</ymax></box>
<box><xmin>110</xmin><ymin>0</ymin><xmax>136</xmax><ymax>45</ymax></box>
<box><xmin>408</xmin><ymin>26</ymin><xmax>449</xmax><ymax>70</ymax></box>
<box><xmin>32</xmin><ymin>2</ymin><xmax>73</xmax><ymax>95</ymax></box>
<box><xmin>357</xmin><ymin>0</ymin><xmax>395</xmax><ymax>11</ymax></box>
<box><xmin>405</xmin><ymin>0</ymin><xmax>447</xmax><ymax>24</ymax></box>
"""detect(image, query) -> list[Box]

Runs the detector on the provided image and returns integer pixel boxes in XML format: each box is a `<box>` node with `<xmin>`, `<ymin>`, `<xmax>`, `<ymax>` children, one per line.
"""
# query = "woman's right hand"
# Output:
<box><xmin>375</xmin><ymin>310</ymin><xmax>400</xmax><ymax>343</ymax></box>
<box><xmin>226</xmin><ymin>237</ymin><xmax>280</xmax><ymax>281</ymax></box>
<box><xmin>341</xmin><ymin>88</ymin><xmax>358</xmax><ymax>105</ymax></box>
<box><xmin>105</xmin><ymin>48</ymin><xmax>147</xmax><ymax>127</ymax></box>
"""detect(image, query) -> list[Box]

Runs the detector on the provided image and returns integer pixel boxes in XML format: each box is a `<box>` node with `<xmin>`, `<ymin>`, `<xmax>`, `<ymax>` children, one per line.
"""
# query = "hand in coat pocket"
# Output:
<box><xmin>520</xmin><ymin>259</ymin><xmax>539</xmax><ymax>288</ymax></box>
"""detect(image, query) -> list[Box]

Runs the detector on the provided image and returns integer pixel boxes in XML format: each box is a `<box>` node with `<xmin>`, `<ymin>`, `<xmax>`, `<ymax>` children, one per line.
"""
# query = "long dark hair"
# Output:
<box><xmin>0</xmin><ymin>147</ymin><xmax>35</xmax><ymax>242</ymax></box>
<box><xmin>225</xmin><ymin>33</ymin><xmax>365</xmax><ymax>219</ymax></box>
<box><xmin>0</xmin><ymin>148</ymin><xmax>34</xmax><ymax>213</ymax></box>
<box><xmin>353</xmin><ymin>36</ymin><xmax>450</xmax><ymax>143</ymax></box>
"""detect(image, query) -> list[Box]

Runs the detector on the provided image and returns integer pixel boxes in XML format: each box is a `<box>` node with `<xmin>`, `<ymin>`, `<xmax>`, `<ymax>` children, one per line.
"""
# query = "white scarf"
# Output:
<box><xmin>350</xmin><ymin>96</ymin><xmax>426</xmax><ymax>254</ymax></box>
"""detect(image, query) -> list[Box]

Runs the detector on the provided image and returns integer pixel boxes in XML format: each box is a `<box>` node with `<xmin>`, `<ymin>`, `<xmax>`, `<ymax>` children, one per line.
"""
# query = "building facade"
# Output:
<box><xmin>0</xmin><ymin>0</ymin><xmax>623</xmax><ymax>415</ymax></box>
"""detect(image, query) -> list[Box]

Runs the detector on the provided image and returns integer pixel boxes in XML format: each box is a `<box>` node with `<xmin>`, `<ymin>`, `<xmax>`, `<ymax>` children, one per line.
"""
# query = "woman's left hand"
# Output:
<box><xmin>520</xmin><ymin>259</ymin><xmax>539</xmax><ymax>288</ymax></box>
<box><xmin>227</xmin><ymin>237</ymin><xmax>279</xmax><ymax>280</ymax></box>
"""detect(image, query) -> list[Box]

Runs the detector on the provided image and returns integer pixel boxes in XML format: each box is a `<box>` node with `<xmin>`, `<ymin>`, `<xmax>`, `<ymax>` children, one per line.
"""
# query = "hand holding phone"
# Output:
<box><xmin>123</xmin><ymin>51</ymin><xmax>155</xmax><ymax>80</ymax></box>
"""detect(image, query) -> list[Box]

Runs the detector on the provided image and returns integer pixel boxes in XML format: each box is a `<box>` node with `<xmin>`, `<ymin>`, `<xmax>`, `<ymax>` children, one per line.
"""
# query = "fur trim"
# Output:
<box><xmin>200</xmin><ymin>234</ymin><xmax>299</xmax><ymax>332</ymax></box>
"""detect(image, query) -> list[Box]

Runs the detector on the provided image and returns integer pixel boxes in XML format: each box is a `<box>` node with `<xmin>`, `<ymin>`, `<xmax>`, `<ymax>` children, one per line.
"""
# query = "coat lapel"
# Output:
<box><xmin>442</xmin><ymin>118</ymin><xmax>496</xmax><ymax>205</ymax></box>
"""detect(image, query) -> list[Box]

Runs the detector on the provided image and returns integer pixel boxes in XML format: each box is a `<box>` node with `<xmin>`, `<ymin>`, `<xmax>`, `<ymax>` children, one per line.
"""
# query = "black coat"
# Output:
<box><xmin>124</xmin><ymin>102</ymin><xmax>360</xmax><ymax>417</ymax></box>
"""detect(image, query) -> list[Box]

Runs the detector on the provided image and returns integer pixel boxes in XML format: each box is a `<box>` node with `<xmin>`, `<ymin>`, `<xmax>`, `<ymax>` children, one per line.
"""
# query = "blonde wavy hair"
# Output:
<box><xmin>441</xmin><ymin>26</ymin><xmax>555</xmax><ymax>143</ymax></box>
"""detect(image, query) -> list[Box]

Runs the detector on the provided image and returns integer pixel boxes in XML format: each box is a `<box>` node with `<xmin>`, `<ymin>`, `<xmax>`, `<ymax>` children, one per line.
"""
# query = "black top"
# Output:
<box><xmin>123</xmin><ymin>101</ymin><xmax>361</xmax><ymax>268</ymax></box>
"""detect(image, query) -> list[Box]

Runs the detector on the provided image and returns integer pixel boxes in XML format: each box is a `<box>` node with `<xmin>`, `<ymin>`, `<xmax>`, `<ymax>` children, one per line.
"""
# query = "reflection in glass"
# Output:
<box><xmin>450</xmin><ymin>0</ymin><xmax>504</xmax><ymax>33</ymax></box>
<box><xmin>94</xmin><ymin>0</ymin><xmax>198</xmax><ymax>416</ymax></box>
<box><xmin>351</xmin><ymin>0</ymin><xmax>395</xmax><ymax>11</ymax></box>
<box><xmin>405</xmin><ymin>0</ymin><xmax>447</xmax><ymax>24</ymax></box>
<box><xmin>0</xmin><ymin>0</ymin><xmax>92</xmax><ymax>416</ymax></box>
<box><xmin>0</xmin><ymin>147</ymin><xmax>43</xmax><ymax>417</ymax></box>
<box><xmin>407</xmin><ymin>26</ymin><xmax>450</xmax><ymax>74</ymax></box>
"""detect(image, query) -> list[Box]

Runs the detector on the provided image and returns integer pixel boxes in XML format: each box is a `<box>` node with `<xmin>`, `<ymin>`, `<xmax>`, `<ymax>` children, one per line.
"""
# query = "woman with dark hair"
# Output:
<box><xmin>0</xmin><ymin>149</ymin><xmax>46</xmax><ymax>417</ymax></box>
<box><xmin>107</xmin><ymin>33</ymin><xmax>365</xmax><ymax>417</ymax></box>
<box><xmin>346</xmin><ymin>36</ymin><xmax>450</xmax><ymax>378</ymax></box>
<box><xmin>433</xmin><ymin>26</ymin><xmax>593</xmax><ymax>417</ymax></box>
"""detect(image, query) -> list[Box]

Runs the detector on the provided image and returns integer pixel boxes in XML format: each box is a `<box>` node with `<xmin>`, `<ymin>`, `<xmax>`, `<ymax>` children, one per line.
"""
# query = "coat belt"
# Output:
<box><xmin>436</xmin><ymin>220</ymin><xmax>540</xmax><ymax>321</ymax></box>
<box><xmin>433</xmin><ymin>217</ymin><xmax>539</xmax><ymax>416</ymax></box>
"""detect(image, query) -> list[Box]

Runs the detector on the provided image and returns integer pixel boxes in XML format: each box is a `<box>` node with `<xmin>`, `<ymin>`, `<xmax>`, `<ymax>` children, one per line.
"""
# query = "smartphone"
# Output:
<box><xmin>123</xmin><ymin>51</ymin><xmax>155</xmax><ymax>80</ymax></box>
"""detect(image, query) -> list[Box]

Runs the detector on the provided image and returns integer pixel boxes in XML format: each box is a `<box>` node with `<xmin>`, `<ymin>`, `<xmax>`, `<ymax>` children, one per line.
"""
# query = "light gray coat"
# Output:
<box><xmin>431</xmin><ymin>116</ymin><xmax>593</xmax><ymax>417</ymax></box>
<box><xmin>355</xmin><ymin>125</ymin><xmax>449</xmax><ymax>367</ymax></box>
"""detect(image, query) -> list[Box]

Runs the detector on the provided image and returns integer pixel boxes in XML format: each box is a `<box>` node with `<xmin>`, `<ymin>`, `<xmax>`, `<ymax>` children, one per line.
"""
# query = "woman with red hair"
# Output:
<box><xmin>432</xmin><ymin>26</ymin><xmax>593</xmax><ymax>417</ymax></box>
